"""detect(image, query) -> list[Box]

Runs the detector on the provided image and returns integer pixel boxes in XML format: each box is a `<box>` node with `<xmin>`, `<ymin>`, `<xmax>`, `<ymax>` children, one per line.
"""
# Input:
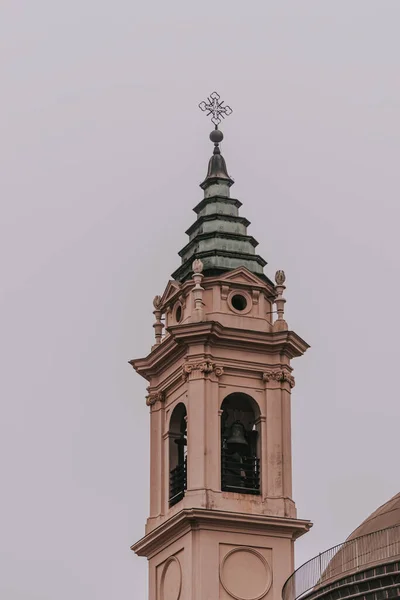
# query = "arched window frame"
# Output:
<box><xmin>220</xmin><ymin>393</ymin><xmax>261</xmax><ymax>496</ymax></box>
<box><xmin>168</xmin><ymin>402</ymin><xmax>187</xmax><ymax>507</ymax></box>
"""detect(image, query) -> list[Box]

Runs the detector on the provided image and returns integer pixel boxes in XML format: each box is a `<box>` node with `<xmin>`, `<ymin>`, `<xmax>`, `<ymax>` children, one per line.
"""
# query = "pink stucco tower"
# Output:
<box><xmin>130</xmin><ymin>96</ymin><xmax>312</xmax><ymax>600</ymax></box>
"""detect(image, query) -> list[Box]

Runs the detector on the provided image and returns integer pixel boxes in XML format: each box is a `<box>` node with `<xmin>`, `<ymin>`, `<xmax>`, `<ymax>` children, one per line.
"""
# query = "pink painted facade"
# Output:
<box><xmin>130</xmin><ymin>265</ymin><xmax>312</xmax><ymax>600</ymax></box>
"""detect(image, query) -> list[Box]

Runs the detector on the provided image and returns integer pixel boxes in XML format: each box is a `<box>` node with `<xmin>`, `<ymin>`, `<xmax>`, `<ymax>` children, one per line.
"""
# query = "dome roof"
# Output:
<box><xmin>283</xmin><ymin>493</ymin><xmax>400</xmax><ymax>600</ymax></box>
<box><xmin>347</xmin><ymin>492</ymin><xmax>400</xmax><ymax>540</ymax></box>
<box><xmin>316</xmin><ymin>494</ymin><xmax>400</xmax><ymax>594</ymax></box>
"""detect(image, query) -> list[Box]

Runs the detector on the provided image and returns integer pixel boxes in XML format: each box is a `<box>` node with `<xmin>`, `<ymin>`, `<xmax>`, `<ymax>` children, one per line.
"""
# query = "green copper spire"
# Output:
<box><xmin>171</xmin><ymin>125</ymin><xmax>268</xmax><ymax>283</ymax></box>
<box><xmin>172</xmin><ymin>94</ymin><xmax>268</xmax><ymax>282</ymax></box>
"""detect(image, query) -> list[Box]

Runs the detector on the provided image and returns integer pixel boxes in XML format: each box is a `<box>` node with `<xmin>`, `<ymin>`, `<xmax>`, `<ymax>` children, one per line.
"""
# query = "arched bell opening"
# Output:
<box><xmin>168</xmin><ymin>403</ymin><xmax>187</xmax><ymax>507</ymax></box>
<box><xmin>220</xmin><ymin>393</ymin><xmax>261</xmax><ymax>495</ymax></box>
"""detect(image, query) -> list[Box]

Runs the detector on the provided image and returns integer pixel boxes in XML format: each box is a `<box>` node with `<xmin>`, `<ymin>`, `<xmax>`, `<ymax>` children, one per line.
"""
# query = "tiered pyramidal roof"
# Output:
<box><xmin>172</xmin><ymin>128</ymin><xmax>268</xmax><ymax>283</ymax></box>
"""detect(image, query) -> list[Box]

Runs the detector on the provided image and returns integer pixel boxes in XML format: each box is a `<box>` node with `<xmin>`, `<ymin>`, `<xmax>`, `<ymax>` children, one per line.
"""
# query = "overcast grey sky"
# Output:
<box><xmin>1</xmin><ymin>1</ymin><xmax>400</xmax><ymax>598</ymax></box>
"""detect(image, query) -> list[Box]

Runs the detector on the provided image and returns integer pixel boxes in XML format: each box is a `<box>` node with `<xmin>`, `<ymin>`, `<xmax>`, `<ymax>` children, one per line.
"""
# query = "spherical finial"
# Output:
<box><xmin>275</xmin><ymin>270</ymin><xmax>286</xmax><ymax>285</ymax></box>
<box><xmin>210</xmin><ymin>129</ymin><xmax>223</xmax><ymax>144</ymax></box>
<box><xmin>192</xmin><ymin>258</ymin><xmax>204</xmax><ymax>274</ymax></box>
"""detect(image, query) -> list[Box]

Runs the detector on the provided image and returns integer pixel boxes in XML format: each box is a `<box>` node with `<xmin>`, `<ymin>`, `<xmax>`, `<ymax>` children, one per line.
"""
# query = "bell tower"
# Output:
<box><xmin>130</xmin><ymin>93</ymin><xmax>311</xmax><ymax>600</ymax></box>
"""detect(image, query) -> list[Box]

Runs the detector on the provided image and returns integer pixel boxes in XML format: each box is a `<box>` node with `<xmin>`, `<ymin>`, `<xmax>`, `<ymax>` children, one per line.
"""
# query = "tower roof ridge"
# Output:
<box><xmin>185</xmin><ymin>214</ymin><xmax>251</xmax><ymax>237</ymax></box>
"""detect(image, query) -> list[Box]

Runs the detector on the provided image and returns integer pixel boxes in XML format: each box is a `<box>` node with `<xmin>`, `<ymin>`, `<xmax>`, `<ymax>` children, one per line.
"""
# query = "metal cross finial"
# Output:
<box><xmin>199</xmin><ymin>92</ymin><xmax>233</xmax><ymax>127</ymax></box>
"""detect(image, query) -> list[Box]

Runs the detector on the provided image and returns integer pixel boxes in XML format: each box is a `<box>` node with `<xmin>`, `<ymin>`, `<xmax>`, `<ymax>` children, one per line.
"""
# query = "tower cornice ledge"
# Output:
<box><xmin>129</xmin><ymin>336</ymin><xmax>184</xmax><ymax>381</ymax></box>
<box><xmin>131</xmin><ymin>508</ymin><xmax>312</xmax><ymax>559</ymax></box>
<box><xmin>168</xmin><ymin>321</ymin><xmax>310</xmax><ymax>358</ymax></box>
<box><xmin>130</xmin><ymin>322</ymin><xmax>309</xmax><ymax>380</ymax></box>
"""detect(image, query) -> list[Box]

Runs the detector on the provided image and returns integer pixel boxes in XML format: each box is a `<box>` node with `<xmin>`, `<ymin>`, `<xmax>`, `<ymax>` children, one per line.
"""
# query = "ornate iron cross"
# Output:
<box><xmin>199</xmin><ymin>92</ymin><xmax>233</xmax><ymax>127</ymax></box>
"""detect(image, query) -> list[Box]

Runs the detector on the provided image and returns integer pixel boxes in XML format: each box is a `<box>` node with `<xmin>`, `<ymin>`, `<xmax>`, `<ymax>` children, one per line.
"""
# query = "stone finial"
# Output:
<box><xmin>192</xmin><ymin>259</ymin><xmax>205</xmax><ymax>322</ymax></box>
<box><xmin>152</xmin><ymin>295</ymin><xmax>164</xmax><ymax>345</ymax></box>
<box><xmin>275</xmin><ymin>270</ymin><xmax>286</xmax><ymax>285</ymax></box>
<box><xmin>273</xmin><ymin>269</ymin><xmax>288</xmax><ymax>332</ymax></box>
<box><xmin>192</xmin><ymin>258</ymin><xmax>204</xmax><ymax>274</ymax></box>
<box><xmin>153</xmin><ymin>295</ymin><xmax>162</xmax><ymax>309</ymax></box>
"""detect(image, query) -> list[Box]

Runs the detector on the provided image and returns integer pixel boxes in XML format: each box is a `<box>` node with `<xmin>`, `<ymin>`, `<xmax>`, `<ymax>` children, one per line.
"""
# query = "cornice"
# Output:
<box><xmin>129</xmin><ymin>337</ymin><xmax>186</xmax><ymax>381</ymax></box>
<box><xmin>169</xmin><ymin>321</ymin><xmax>309</xmax><ymax>358</ymax></box>
<box><xmin>131</xmin><ymin>508</ymin><xmax>312</xmax><ymax>558</ymax></box>
<box><xmin>130</xmin><ymin>321</ymin><xmax>309</xmax><ymax>381</ymax></box>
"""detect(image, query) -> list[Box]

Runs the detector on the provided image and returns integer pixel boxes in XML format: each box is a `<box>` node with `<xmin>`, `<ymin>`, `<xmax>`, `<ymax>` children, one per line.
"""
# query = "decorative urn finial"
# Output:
<box><xmin>191</xmin><ymin>259</ymin><xmax>205</xmax><ymax>322</ymax></box>
<box><xmin>273</xmin><ymin>270</ymin><xmax>288</xmax><ymax>332</ymax></box>
<box><xmin>153</xmin><ymin>295</ymin><xmax>162</xmax><ymax>309</ymax></box>
<box><xmin>192</xmin><ymin>258</ymin><xmax>204</xmax><ymax>274</ymax></box>
<box><xmin>275</xmin><ymin>270</ymin><xmax>286</xmax><ymax>285</ymax></box>
<box><xmin>152</xmin><ymin>295</ymin><xmax>164</xmax><ymax>346</ymax></box>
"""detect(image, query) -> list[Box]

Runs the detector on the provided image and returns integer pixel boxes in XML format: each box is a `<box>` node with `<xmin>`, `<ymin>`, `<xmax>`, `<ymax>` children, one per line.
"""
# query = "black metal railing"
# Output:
<box><xmin>282</xmin><ymin>524</ymin><xmax>400</xmax><ymax>600</ymax></box>
<box><xmin>169</xmin><ymin>460</ymin><xmax>187</xmax><ymax>507</ymax></box>
<box><xmin>221</xmin><ymin>451</ymin><xmax>260</xmax><ymax>495</ymax></box>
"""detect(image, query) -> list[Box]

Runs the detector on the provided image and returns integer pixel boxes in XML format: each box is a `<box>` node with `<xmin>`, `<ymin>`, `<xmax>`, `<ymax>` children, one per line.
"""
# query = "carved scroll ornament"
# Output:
<box><xmin>182</xmin><ymin>361</ymin><xmax>224</xmax><ymax>381</ymax></box>
<box><xmin>145</xmin><ymin>390</ymin><xmax>166</xmax><ymax>406</ymax></box>
<box><xmin>262</xmin><ymin>369</ymin><xmax>295</xmax><ymax>388</ymax></box>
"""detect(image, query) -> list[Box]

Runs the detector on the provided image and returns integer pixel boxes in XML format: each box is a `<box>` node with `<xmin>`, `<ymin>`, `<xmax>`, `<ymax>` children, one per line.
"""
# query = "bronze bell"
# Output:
<box><xmin>227</xmin><ymin>421</ymin><xmax>248</xmax><ymax>447</ymax></box>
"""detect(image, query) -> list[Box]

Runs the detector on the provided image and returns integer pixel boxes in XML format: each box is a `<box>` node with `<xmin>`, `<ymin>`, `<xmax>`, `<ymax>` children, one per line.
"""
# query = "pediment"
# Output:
<box><xmin>220</xmin><ymin>267</ymin><xmax>270</xmax><ymax>288</ymax></box>
<box><xmin>161</xmin><ymin>280</ymin><xmax>182</xmax><ymax>306</ymax></box>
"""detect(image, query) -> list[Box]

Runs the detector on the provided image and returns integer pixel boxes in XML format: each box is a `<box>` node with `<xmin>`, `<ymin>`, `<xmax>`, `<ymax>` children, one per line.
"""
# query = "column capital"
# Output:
<box><xmin>262</xmin><ymin>369</ymin><xmax>295</xmax><ymax>388</ymax></box>
<box><xmin>146</xmin><ymin>389</ymin><xmax>166</xmax><ymax>406</ymax></box>
<box><xmin>182</xmin><ymin>361</ymin><xmax>224</xmax><ymax>381</ymax></box>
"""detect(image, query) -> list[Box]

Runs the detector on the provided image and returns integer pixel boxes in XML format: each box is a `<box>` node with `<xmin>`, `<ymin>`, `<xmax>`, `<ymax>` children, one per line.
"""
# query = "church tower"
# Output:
<box><xmin>130</xmin><ymin>93</ymin><xmax>312</xmax><ymax>600</ymax></box>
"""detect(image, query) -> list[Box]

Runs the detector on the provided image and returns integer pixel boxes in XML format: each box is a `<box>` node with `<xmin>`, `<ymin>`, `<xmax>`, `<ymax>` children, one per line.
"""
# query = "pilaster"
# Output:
<box><xmin>265</xmin><ymin>374</ymin><xmax>284</xmax><ymax>499</ymax></box>
<box><xmin>149</xmin><ymin>402</ymin><xmax>163</xmax><ymax>519</ymax></box>
<box><xmin>186</xmin><ymin>373</ymin><xmax>207</xmax><ymax>495</ymax></box>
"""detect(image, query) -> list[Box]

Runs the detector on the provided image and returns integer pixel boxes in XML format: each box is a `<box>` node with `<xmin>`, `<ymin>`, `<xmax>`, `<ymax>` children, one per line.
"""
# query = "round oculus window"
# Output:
<box><xmin>175</xmin><ymin>304</ymin><xmax>183</xmax><ymax>323</ymax></box>
<box><xmin>231</xmin><ymin>294</ymin><xmax>248</xmax><ymax>312</ymax></box>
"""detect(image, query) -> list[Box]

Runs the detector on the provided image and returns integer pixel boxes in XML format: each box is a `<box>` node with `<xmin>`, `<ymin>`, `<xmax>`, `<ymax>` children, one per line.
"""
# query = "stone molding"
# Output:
<box><xmin>182</xmin><ymin>361</ymin><xmax>224</xmax><ymax>381</ymax></box>
<box><xmin>130</xmin><ymin>322</ymin><xmax>310</xmax><ymax>382</ymax></box>
<box><xmin>262</xmin><ymin>369</ymin><xmax>295</xmax><ymax>388</ymax></box>
<box><xmin>145</xmin><ymin>367</ymin><xmax>294</xmax><ymax>404</ymax></box>
<box><xmin>131</xmin><ymin>508</ymin><xmax>312</xmax><ymax>558</ymax></box>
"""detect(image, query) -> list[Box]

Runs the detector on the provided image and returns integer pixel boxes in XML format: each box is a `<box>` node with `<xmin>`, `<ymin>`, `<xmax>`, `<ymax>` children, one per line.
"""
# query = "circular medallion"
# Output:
<box><xmin>220</xmin><ymin>548</ymin><xmax>272</xmax><ymax>600</ymax></box>
<box><xmin>160</xmin><ymin>556</ymin><xmax>182</xmax><ymax>600</ymax></box>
